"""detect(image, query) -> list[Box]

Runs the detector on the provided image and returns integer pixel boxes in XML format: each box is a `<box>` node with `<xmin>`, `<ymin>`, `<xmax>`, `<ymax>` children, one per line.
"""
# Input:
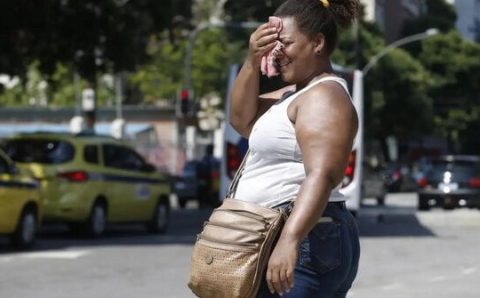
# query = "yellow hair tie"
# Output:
<box><xmin>320</xmin><ymin>0</ymin><xmax>329</xmax><ymax>8</ymax></box>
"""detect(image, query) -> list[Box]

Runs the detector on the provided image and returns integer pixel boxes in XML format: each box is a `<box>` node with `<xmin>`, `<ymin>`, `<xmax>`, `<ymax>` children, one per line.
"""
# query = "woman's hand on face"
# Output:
<box><xmin>266</xmin><ymin>238</ymin><xmax>298</xmax><ymax>295</ymax></box>
<box><xmin>247</xmin><ymin>23</ymin><xmax>280</xmax><ymax>67</ymax></box>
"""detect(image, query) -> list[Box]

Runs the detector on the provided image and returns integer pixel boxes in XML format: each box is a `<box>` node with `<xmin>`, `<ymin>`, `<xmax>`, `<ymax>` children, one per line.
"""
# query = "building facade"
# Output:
<box><xmin>448</xmin><ymin>0</ymin><xmax>480</xmax><ymax>42</ymax></box>
<box><xmin>360</xmin><ymin>0</ymin><xmax>426</xmax><ymax>42</ymax></box>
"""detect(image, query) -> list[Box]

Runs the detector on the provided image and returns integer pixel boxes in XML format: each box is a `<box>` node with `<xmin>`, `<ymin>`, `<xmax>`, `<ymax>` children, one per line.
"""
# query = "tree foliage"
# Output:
<box><xmin>224</xmin><ymin>0</ymin><xmax>283</xmax><ymax>22</ymax></box>
<box><xmin>0</xmin><ymin>0</ymin><xmax>477</xmax><ymax>154</ymax></box>
<box><xmin>368</xmin><ymin>49</ymin><xmax>433</xmax><ymax>139</ymax></box>
<box><xmin>0</xmin><ymin>0</ymin><xmax>192</xmax><ymax>81</ymax></box>
<box><xmin>224</xmin><ymin>0</ymin><xmax>436</xmax><ymax>145</ymax></box>
<box><xmin>130</xmin><ymin>35</ymin><xmax>185</xmax><ymax>104</ymax></box>
<box><xmin>333</xmin><ymin>18</ymin><xmax>434</xmax><ymax>144</ymax></box>
<box><xmin>130</xmin><ymin>29</ymin><xmax>245</xmax><ymax>104</ymax></box>
<box><xmin>0</xmin><ymin>62</ymin><xmax>114</xmax><ymax>107</ymax></box>
<box><xmin>420</xmin><ymin>32</ymin><xmax>480</xmax><ymax>101</ymax></box>
<box><xmin>0</xmin><ymin>0</ymin><xmax>193</xmax><ymax>106</ymax></box>
<box><xmin>418</xmin><ymin>31</ymin><xmax>480</xmax><ymax>152</ymax></box>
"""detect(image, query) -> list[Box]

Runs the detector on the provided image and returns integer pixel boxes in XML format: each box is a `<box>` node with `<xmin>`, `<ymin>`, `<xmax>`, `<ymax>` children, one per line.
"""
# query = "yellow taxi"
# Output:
<box><xmin>2</xmin><ymin>132</ymin><xmax>171</xmax><ymax>237</ymax></box>
<box><xmin>0</xmin><ymin>149</ymin><xmax>41</xmax><ymax>248</ymax></box>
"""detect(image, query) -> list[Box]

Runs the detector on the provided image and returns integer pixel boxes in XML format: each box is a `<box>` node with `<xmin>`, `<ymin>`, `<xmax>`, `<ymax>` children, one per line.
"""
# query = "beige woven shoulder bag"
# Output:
<box><xmin>188</xmin><ymin>151</ymin><xmax>290</xmax><ymax>298</ymax></box>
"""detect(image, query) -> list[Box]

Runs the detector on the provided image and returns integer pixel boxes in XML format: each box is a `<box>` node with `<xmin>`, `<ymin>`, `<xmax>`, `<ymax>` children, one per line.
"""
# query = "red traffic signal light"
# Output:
<box><xmin>180</xmin><ymin>89</ymin><xmax>190</xmax><ymax>115</ymax></box>
<box><xmin>181</xmin><ymin>89</ymin><xmax>189</xmax><ymax>101</ymax></box>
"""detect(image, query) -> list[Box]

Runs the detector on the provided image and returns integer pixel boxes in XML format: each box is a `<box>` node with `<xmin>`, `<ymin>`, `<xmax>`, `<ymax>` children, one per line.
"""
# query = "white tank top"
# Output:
<box><xmin>234</xmin><ymin>76</ymin><xmax>354</xmax><ymax>208</ymax></box>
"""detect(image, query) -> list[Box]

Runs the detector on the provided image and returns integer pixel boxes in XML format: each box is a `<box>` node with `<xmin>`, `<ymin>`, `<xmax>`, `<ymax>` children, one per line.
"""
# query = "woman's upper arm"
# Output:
<box><xmin>295</xmin><ymin>83</ymin><xmax>358</xmax><ymax>185</ymax></box>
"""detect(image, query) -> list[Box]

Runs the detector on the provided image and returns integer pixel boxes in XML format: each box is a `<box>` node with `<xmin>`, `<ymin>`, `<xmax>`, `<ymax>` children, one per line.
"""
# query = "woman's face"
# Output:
<box><xmin>277</xmin><ymin>17</ymin><xmax>322</xmax><ymax>84</ymax></box>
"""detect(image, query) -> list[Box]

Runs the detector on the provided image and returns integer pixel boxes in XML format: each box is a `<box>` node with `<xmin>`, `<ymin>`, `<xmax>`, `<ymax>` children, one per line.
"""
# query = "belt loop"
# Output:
<box><xmin>287</xmin><ymin>200</ymin><xmax>294</xmax><ymax>215</ymax></box>
<box><xmin>328</xmin><ymin>201</ymin><xmax>346</xmax><ymax>209</ymax></box>
<box><xmin>273</xmin><ymin>200</ymin><xmax>295</xmax><ymax>215</ymax></box>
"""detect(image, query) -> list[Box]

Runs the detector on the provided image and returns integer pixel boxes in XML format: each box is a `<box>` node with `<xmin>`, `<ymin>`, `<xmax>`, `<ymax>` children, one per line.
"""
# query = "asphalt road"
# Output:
<box><xmin>1</xmin><ymin>193</ymin><xmax>480</xmax><ymax>298</ymax></box>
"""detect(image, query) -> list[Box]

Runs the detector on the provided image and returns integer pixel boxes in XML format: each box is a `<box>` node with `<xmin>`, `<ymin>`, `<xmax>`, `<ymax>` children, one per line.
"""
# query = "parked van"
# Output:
<box><xmin>220</xmin><ymin>64</ymin><xmax>364</xmax><ymax>214</ymax></box>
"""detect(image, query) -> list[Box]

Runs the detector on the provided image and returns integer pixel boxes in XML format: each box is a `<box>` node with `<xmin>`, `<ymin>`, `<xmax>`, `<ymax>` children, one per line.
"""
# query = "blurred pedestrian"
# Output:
<box><xmin>229</xmin><ymin>0</ymin><xmax>361</xmax><ymax>297</ymax></box>
<box><xmin>198</xmin><ymin>144</ymin><xmax>220</xmax><ymax>207</ymax></box>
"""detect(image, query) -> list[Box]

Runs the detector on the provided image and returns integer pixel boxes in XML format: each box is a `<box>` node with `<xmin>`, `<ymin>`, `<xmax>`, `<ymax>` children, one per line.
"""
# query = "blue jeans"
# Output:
<box><xmin>257</xmin><ymin>202</ymin><xmax>360</xmax><ymax>298</ymax></box>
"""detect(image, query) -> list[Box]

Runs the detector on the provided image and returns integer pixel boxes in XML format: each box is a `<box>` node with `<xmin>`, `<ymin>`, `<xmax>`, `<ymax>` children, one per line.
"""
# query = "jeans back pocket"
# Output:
<box><xmin>299</xmin><ymin>221</ymin><xmax>341</xmax><ymax>274</ymax></box>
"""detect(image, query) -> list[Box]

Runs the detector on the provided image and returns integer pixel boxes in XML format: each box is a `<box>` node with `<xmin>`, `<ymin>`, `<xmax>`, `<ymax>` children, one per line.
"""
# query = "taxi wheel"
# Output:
<box><xmin>178</xmin><ymin>198</ymin><xmax>188</xmax><ymax>209</ymax></box>
<box><xmin>11</xmin><ymin>208</ymin><xmax>37</xmax><ymax>249</ymax></box>
<box><xmin>418</xmin><ymin>195</ymin><xmax>431</xmax><ymax>211</ymax></box>
<box><xmin>68</xmin><ymin>223</ymin><xmax>83</xmax><ymax>235</ymax></box>
<box><xmin>85</xmin><ymin>201</ymin><xmax>107</xmax><ymax>238</ymax></box>
<box><xmin>147</xmin><ymin>198</ymin><xmax>170</xmax><ymax>234</ymax></box>
<box><xmin>376</xmin><ymin>196</ymin><xmax>385</xmax><ymax>206</ymax></box>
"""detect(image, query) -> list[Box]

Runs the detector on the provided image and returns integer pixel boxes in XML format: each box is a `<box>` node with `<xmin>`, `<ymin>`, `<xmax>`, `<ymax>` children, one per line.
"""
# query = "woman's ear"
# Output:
<box><xmin>313</xmin><ymin>33</ymin><xmax>326</xmax><ymax>56</ymax></box>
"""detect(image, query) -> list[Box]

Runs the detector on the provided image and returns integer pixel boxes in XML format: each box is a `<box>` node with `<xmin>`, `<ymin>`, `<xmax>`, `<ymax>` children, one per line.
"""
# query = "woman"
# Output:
<box><xmin>229</xmin><ymin>0</ymin><xmax>361</xmax><ymax>297</ymax></box>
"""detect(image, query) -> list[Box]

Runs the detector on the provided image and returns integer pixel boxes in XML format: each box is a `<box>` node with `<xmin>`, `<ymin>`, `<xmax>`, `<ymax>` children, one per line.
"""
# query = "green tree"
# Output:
<box><xmin>334</xmin><ymin>17</ymin><xmax>434</xmax><ymax>152</ymax></box>
<box><xmin>419</xmin><ymin>31</ymin><xmax>480</xmax><ymax>152</ymax></box>
<box><xmin>223</xmin><ymin>0</ymin><xmax>283</xmax><ymax>43</ymax></box>
<box><xmin>191</xmin><ymin>29</ymin><xmax>245</xmax><ymax>98</ymax></box>
<box><xmin>0</xmin><ymin>0</ymin><xmax>195</xmax><ymax>107</ymax></box>
<box><xmin>0</xmin><ymin>0</ymin><xmax>192</xmax><ymax>82</ymax></box>
<box><xmin>420</xmin><ymin>32</ymin><xmax>480</xmax><ymax>100</ymax></box>
<box><xmin>130</xmin><ymin>29</ymin><xmax>245</xmax><ymax>104</ymax></box>
<box><xmin>0</xmin><ymin>62</ymin><xmax>115</xmax><ymax>107</ymax></box>
<box><xmin>130</xmin><ymin>34</ymin><xmax>185</xmax><ymax>103</ymax></box>
<box><xmin>368</xmin><ymin>49</ymin><xmax>433</xmax><ymax>139</ymax></box>
<box><xmin>0</xmin><ymin>62</ymin><xmax>51</xmax><ymax>107</ymax></box>
<box><xmin>224</xmin><ymin>0</ymin><xmax>282</xmax><ymax>22</ymax></box>
<box><xmin>333</xmin><ymin>20</ymin><xmax>386</xmax><ymax>69</ymax></box>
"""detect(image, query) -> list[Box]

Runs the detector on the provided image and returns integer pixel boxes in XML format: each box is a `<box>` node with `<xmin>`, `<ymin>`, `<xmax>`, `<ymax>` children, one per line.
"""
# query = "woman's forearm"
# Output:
<box><xmin>279</xmin><ymin>170</ymin><xmax>338</xmax><ymax>245</ymax></box>
<box><xmin>229</xmin><ymin>58</ymin><xmax>261</xmax><ymax>135</ymax></box>
<box><xmin>229</xmin><ymin>23</ymin><xmax>280</xmax><ymax>136</ymax></box>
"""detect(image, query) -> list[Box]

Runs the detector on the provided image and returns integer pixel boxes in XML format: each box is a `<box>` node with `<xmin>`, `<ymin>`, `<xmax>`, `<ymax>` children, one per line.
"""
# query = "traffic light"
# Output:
<box><xmin>180</xmin><ymin>89</ymin><xmax>190</xmax><ymax>116</ymax></box>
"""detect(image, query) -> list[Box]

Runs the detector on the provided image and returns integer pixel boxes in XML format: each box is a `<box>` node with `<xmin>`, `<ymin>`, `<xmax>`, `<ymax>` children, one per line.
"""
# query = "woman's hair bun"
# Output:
<box><xmin>328</xmin><ymin>0</ymin><xmax>360</xmax><ymax>28</ymax></box>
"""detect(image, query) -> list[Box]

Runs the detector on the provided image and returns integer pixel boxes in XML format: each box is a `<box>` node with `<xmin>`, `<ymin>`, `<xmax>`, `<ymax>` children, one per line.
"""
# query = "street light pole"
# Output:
<box><xmin>362</xmin><ymin>28</ymin><xmax>439</xmax><ymax>76</ymax></box>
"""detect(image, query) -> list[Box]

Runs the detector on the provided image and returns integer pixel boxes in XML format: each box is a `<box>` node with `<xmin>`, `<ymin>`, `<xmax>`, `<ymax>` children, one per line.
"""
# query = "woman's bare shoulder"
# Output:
<box><xmin>293</xmin><ymin>81</ymin><xmax>358</xmax><ymax>135</ymax></box>
<box><xmin>299</xmin><ymin>80</ymin><xmax>352</xmax><ymax>110</ymax></box>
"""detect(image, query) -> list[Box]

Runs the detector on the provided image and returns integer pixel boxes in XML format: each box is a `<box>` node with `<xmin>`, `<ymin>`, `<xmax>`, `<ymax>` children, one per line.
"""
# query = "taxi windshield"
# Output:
<box><xmin>4</xmin><ymin>138</ymin><xmax>75</xmax><ymax>164</ymax></box>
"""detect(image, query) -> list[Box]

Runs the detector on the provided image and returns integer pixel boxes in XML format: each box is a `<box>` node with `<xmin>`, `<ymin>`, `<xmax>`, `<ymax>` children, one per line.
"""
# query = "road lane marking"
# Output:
<box><xmin>0</xmin><ymin>256</ymin><xmax>13</xmax><ymax>263</ymax></box>
<box><xmin>21</xmin><ymin>250</ymin><xmax>90</xmax><ymax>260</ymax></box>
<box><xmin>461</xmin><ymin>267</ymin><xmax>477</xmax><ymax>275</ymax></box>
<box><xmin>0</xmin><ymin>249</ymin><xmax>90</xmax><ymax>264</ymax></box>
<box><xmin>429</xmin><ymin>276</ymin><xmax>447</xmax><ymax>282</ymax></box>
<box><xmin>380</xmin><ymin>283</ymin><xmax>403</xmax><ymax>291</ymax></box>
